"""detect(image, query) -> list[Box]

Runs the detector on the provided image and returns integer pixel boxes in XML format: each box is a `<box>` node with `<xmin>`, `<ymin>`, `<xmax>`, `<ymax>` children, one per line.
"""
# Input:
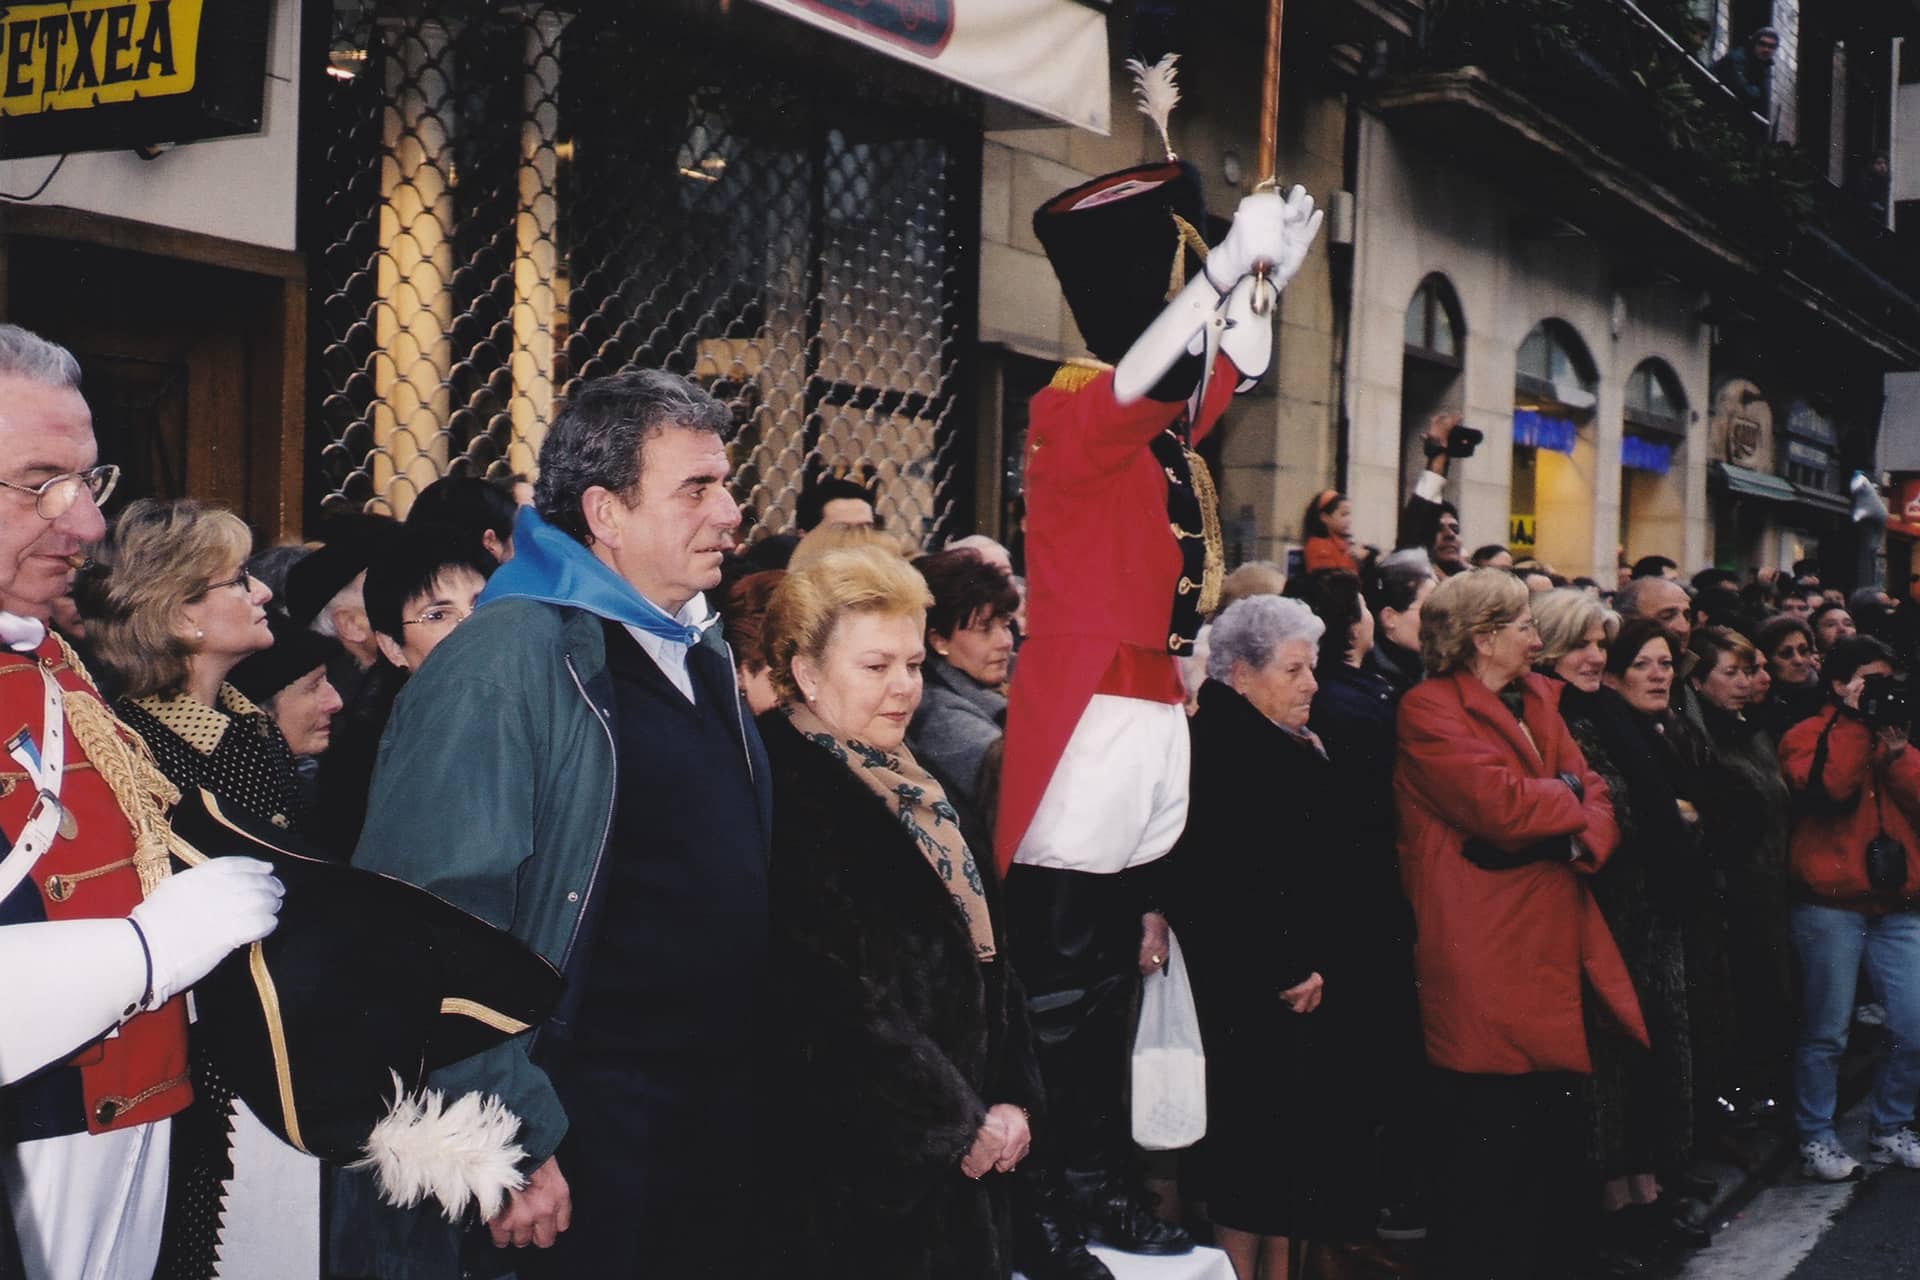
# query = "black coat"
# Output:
<box><xmin>1166</xmin><ymin>679</ymin><xmax>1371</xmax><ymax>1239</ymax></box>
<box><xmin>758</xmin><ymin>711</ymin><xmax>1040</xmax><ymax>1279</ymax></box>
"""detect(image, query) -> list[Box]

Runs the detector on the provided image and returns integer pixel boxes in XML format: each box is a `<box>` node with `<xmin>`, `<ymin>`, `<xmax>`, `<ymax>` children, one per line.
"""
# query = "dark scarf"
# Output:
<box><xmin>1559</xmin><ymin>683</ymin><xmax>1700</xmax><ymax>908</ymax></box>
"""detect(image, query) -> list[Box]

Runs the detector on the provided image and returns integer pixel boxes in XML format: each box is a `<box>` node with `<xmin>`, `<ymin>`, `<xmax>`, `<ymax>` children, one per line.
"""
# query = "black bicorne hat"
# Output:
<box><xmin>167</xmin><ymin>789</ymin><xmax>562</xmax><ymax>1221</ymax></box>
<box><xmin>1032</xmin><ymin>159</ymin><xmax>1210</xmax><ymax>366</ymax></box>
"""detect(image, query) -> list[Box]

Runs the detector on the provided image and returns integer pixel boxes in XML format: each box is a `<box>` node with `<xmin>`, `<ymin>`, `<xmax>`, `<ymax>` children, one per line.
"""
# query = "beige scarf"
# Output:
<box><xmin>786</xmin><ymin>704</ymin><xmax>997</xmax><ymax>960</ymax></box>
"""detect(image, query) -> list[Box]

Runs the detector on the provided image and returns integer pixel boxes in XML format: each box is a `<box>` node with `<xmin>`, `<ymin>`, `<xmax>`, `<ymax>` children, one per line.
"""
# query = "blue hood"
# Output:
<box><xmin>478</xmin><ymin>506</ymin><xmax>713</xmax><ymax>645</ymax></box>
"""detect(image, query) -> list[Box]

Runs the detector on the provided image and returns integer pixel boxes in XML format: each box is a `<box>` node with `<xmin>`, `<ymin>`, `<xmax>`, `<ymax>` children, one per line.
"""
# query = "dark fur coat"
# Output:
<box><xmin>758</xmin><ymin>711</ymin><xmax>1042</xmax><ymax>1279</ymax></box>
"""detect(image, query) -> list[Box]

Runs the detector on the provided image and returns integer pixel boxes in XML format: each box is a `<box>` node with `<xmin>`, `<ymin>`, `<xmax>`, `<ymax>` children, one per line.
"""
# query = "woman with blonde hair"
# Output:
<box><xmin>88</xmin><ymin>497</ymin><xmax>310</xmax><ymax>1280</ymax></box>
<box><xmin>93</xmin><ymin>499</ymin><xmax>301</xmax><ymax>833</ymax></box>
<box><xmin>757</xmin><ymin>545</ymin><xmax>1052</xmax><ymax>1279</ymax></box>
<box><xmin>1395</xmin><ymin>570</ymin><xmax>1644</xmax><ymax>1278</ymax></box>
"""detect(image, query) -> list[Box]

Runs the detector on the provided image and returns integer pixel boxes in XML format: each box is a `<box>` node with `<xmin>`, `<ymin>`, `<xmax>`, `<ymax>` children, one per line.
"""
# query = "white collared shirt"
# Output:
<box><xmin>624</xmin><ymin>594</ymin><xmax>711</xmax><ymax>704</ymax></box>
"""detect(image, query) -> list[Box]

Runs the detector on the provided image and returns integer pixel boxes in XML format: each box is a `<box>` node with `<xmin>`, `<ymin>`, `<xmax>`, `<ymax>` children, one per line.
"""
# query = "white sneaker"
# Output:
<box><xmin>1869</xmin><ymin>1126</ymin><xmax>1920</xmax><ymax>1168</ymax></box>
<box><xmin>1801</xmin><ymin>1138</ymin><xmax>1864</xmax><ymax>1181</ymax></box>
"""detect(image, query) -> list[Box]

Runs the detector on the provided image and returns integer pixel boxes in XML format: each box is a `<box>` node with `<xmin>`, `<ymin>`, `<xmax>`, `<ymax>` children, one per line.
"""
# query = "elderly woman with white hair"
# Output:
<box><xmin>1166</xmin><ymin>595</ymin><xmax>1372</xmax><ymax>1279</ymax></box>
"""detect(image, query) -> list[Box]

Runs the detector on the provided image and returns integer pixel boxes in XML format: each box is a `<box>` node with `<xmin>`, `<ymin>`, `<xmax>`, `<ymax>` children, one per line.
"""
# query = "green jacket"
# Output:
<box><xmin>327</xmin><ymin>596</ymin><xmax>767</xmax><ymax>1278</ymax></box>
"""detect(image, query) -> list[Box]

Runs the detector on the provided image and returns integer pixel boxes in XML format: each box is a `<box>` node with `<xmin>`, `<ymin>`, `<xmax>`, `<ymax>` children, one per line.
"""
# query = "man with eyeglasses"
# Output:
<box><xmin>310</xmin><ymin>524</ymin><xmax>496</xmax><ymax>858</ymax></box>
<box><xmin>0</xmin><ymin>323</ymin><xmax>283</xmax><ymax>1279</ymax></box>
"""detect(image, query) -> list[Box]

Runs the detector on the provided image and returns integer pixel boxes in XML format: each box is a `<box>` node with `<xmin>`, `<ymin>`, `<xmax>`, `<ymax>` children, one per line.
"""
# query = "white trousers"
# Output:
<box><xmin>1014</xmin><ymin>695</ymin><xmax>1191</xmax><ymax>875</ymax></box>
<box><xmin>1</xmin><ymin>1119</ymin><xmax>169</xmax><ymax>1280</ymax></box>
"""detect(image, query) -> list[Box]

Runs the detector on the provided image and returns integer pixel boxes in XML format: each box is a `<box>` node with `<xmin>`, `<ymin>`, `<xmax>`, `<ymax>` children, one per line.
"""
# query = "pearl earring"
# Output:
<box><xmin>194</xmin><ymin>628</ymin><xmax>205</xmax><ymax>641</ymax></box>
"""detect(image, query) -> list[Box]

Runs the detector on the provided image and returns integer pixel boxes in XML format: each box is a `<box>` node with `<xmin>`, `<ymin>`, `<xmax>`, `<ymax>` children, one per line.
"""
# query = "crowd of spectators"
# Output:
<box><xmin>20</xmin><ymin>322</ymin><xmax>1920</xmax><ymax>1280</ymax></box>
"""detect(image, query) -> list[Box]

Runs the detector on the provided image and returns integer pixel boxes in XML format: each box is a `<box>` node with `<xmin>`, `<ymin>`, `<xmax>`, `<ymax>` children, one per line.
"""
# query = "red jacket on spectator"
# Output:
<box><xmin>1300</xmin><ymin>534</ymin><xmax>1359</xmax><ymax>576</ymax></box>
<box><xmin>1779</xmin><ymin>704</ymin><xmax>1920</xmax><ymax>910</ymax></box>
<box><xmin>1395</xmin><ymin>670</ymin><xmax>1648</xmax><ymax>1075</ymax></box>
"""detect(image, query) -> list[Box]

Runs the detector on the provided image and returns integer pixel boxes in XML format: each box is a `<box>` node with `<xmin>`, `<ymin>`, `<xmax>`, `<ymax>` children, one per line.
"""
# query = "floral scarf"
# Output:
<box><xmin>787</xmin><ymin>703</ymin><xmax>997</xmax><ymax>960</ymax></box>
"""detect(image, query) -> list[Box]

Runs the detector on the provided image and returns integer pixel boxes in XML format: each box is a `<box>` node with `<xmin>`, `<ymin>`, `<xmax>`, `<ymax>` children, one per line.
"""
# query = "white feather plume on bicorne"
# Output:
<box><xmin>1126</xmin><ymin>53</ymin><xmax>1181</xmax><ymax>161</ymax></box>
<box><xmin>352</xmin><ymin>1072</ymin><xmax>529</xmax><ymax>1222</ymax></box>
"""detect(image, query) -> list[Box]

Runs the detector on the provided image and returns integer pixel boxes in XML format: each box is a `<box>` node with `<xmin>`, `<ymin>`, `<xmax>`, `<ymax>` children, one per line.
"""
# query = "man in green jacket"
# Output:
<box><xmin>330</xmin><ymin>371</ymin><xmax>772</xmax><ymax>1278</ymax></box>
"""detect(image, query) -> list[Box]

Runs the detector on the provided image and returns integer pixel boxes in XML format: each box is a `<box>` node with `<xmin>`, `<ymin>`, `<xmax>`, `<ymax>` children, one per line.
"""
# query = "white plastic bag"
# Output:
<box><xmin>1131</xmin><ymin>930</ymin><xmax>1206</xmax><ymax>1149</ymax></box>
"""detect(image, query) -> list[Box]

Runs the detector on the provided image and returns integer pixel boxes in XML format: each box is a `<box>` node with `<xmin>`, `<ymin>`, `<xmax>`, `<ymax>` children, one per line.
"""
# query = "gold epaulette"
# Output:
<box><xmin>1049</xmin><ymin>359</ymin><xmax>1111</xmax><ymax>395</ymax></box>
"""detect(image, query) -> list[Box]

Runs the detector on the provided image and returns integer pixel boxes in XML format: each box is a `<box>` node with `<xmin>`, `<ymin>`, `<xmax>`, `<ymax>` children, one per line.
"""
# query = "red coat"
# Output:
<box><xmin>1395</xmin><ymin>671</ymin><xmax>1647</xmax><ymax>1075</ymax></box>
<box><xmin>1779</xmin><ymin>705</ymin><xmax>1920</xmax><ymax>910</ymax></box>
<box><xmin>1301</xmin><ymin>535</ymin><xmax>1359</xmax><ymax>576</ymax></box>
<box><xmin>996</xmin><ymin>357</ymin><xmax>1235</xmax><ymax>873</ymax></box>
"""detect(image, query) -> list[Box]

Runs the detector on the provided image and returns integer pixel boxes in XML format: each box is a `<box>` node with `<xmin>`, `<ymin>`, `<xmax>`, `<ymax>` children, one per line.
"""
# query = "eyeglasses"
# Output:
<box><xmin>964</xmin><ymin>615</ymin><xmax>1016</xmax><ymax>635</ymax></box>
<box><xmin>192</xmin><ymin>570</ymin><xmax>258</xmax><ymax>601</ymax></box>
<box><xmin>402</xmin><ymin>605</ymin><xmax>472</xmax><ymax>628</ymax></box>
<box><xmin>0</xmin><ymin>465</ymin><xmax>119</xmax><ymax>521</ymax></box>
<box><xmin>1495</xmin><ymin>618</ymin><xmax>1539</xmax><ymax>636</ymax></box>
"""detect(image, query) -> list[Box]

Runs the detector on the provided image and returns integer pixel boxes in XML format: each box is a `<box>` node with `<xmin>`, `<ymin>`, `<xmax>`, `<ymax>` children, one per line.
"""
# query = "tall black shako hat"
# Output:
<box><xmin>1032</xmin><ymin>54</ymin><xmax>1210</xmax><ymax>366</ymax></box>
<box><xmin>167</xmin><ymin>789</ymin><xmax>562</xmax><ymax>1222</ymax></box>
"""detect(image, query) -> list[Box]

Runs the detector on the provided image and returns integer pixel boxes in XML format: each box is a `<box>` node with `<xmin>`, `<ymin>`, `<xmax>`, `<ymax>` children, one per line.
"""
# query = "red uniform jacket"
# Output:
<box><xmin>1394</xmin><ymin>671</ymin><xmax>1647</xmax><ymax>1075</ymax></box>
<box><xmin>996</xmin><ymin>357</ymin><xmax>1235</xmax><ymax>873</ymax></box>
<box><xmin>1779</xmin><ymin>705</ymin><xmax>1920</xmax><ymax>910</ymax></box>
<box><xmin>0</xmin><ymin>639</ymin><xmax>191</xmax><ymax>1136</ymax></box>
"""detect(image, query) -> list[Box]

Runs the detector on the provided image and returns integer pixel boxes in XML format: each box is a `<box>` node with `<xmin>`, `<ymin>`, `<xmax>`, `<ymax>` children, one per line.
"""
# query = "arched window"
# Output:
<box><xmin>1514</xmin><ymin>319</ymin><xmax>1597</xmax><ymax>407</ymax></box>
<box><xmin>1404</xmin><ymin>274</ymin><xmax>1465</xmax><ymax>366</ymax></box>
<box><xmin>1624</xmin><ymin>358</ymin><xmax>1687</xmax><ymax>434</ymax></box>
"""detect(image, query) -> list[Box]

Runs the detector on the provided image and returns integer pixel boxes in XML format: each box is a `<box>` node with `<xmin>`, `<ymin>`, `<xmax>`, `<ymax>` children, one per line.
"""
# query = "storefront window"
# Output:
<box><xmin>1400</xmin><ymin>274</ymin><xmax>1466</xmax><ymax>500</ymax></box>
<box><xmin>1511</xmin><ymin>320</ymin><xmax>1598</xmax><ymax>571</ymax></box>
<box><xmin>1620</xmin><ymin>358</ymin><xmax>1688</xmax><ymax>563</ymax></box>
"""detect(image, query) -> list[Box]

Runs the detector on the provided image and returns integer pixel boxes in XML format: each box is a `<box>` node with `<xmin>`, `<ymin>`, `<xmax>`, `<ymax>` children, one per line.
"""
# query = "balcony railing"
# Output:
<box><xmin>1404</xmin><ymin>0</ymin><xmax>1920</xmax><ymax>338</ymax></box>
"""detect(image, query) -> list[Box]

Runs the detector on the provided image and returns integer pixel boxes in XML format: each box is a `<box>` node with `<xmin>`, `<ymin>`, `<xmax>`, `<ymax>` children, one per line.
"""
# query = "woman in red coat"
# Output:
<box><xmin>1395</xmin><ymin>570</ymin><xmax>1648</xmax><ymax>1280</ymax></box>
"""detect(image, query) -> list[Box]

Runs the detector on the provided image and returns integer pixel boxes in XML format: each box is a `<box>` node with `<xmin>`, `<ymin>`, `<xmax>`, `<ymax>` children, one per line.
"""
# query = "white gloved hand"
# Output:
<box><xmin>129</xmin><ymin>857</ymin><xmax>284</xmax><ymax>1008</ymax></box>
<box><xmin>1204</xmin><ymin>185</ymin><xmax>1324</xmax><ymax>295</ymax></box>
<box><xmin>1203</xmin><ymin>189</ymin><xmax>1285</xmax><ymax>292</ymax></box>
<box><xmin>1269</xmin><ymin>185</ymin><xmax>1324</xmax><ymax>292</ymax></box>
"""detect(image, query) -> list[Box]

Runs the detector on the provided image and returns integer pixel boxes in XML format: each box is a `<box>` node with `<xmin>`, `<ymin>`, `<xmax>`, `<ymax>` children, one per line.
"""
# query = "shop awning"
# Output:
<box><xmin>1711</xmin><ymin>461</ymin><xmax>1800</xmax><ymax>504</ymax></box>
<box><xmin>1791</xmin><ymin>484</ymin><xmax>1854</xmax><ymax>517</ymax></box>
<box><xmin>748</xmin><ymin>0</ymin><xmax>1111</xmax><ymax>134</ymax></box>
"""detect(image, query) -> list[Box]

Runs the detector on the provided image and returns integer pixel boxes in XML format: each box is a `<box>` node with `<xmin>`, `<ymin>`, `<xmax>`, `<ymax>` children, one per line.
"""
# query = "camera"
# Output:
<box><xmin>1858</xmin><ymin>674</ymin><xmax>1912</xmax><ymax>730</ymax></box>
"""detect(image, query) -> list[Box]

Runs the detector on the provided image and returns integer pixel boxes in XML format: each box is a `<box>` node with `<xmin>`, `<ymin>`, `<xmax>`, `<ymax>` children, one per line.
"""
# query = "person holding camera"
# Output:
<box><xmin>1778</xmin><ymin>636</ymin><xmax>1920</xmax><ymax>1181</ymax></box>
<box><xmin>1395</xmin><ymin>412</ymin><xmax>1481</xmax><ymax>578</ymax></box>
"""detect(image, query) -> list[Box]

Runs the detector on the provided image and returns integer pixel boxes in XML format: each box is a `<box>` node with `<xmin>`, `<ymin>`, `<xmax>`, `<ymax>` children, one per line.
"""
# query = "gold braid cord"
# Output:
<box><xmin>1185</xmin><ymin>448</ymin><xmax>1226</xmax><ymax>617</ymax></box>
<box><xmin>1166</xmin><ymin>213</ymin><xmax>1210</xmax><ymax>301</ymax></box>
<box><xmin>49</xmin><ymin>635</ymin><xmax>189</xmax><ymax>897</ymax></box>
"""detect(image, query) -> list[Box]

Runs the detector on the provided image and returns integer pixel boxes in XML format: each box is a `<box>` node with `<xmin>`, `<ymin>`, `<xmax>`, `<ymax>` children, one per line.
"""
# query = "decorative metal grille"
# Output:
<box><xmin>316</xmin><ymin>1</ymin><xmax>979</xmax><ymax>546</ymax></box>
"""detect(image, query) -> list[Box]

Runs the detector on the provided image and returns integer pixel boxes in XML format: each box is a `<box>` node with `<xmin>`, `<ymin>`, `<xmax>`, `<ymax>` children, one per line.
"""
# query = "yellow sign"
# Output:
<box><xmin>1509</xmin><ymin>515</ymin><xmax>1537</xmax><ymax>552</ymax></box>
<box><xmin>0</xmin><ymin>0</ymin><xmax>201</xmax><ymax>118</ymax></box>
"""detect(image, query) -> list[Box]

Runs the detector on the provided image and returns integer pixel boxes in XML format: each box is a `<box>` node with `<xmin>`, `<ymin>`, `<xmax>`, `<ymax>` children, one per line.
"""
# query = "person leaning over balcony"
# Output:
<box><xmin>1394</xmin><ymin>570</ymin><xmax>1644</xmax><ymax>1280</ymax></box>
<box><xmin>1710</xmin><ymin>26</ymin><xmax>1779</xmax><ymax>120</ymax></box>
<box><xmin>1778</xmin><ymin>636</ymin><xmax>1920</xmax><ymax>1182</ymax></box>
<box><xmin>328</xmin><ymin>369</ymin><xmax>771</xmax><ymax>1279</ymax></box>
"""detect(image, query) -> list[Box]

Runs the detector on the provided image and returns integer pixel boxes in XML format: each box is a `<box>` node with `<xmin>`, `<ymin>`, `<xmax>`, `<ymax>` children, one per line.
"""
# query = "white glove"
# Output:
<box><xmin>129</xmin><ymin>857</ymin><xmax>284</xmax><ymax>1008</ymax></box>
<box><xmin>1203</xmin><ymin>185</ymin><xmax>1323</xmax><ymax>295</ymax></box>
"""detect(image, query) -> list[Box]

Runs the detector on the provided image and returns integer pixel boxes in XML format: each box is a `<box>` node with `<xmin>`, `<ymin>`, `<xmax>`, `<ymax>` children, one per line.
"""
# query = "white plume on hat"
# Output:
<box><xmin>353</xmin><ymin>1073</ymin><xmax>529</xmax><ymax>1221</ymax></box>
<box><xmin>1126</xmin><ymin>53</ymin><xmax>1181</xmax><ymax>161</ymax></box>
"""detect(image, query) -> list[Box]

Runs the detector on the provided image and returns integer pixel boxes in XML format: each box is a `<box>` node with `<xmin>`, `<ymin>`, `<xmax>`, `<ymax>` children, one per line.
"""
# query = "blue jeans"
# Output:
<box><xmin>1790</xmin><ymin>901</ymin><xmax>1920</xmax><ymax>1142</ymax></box>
